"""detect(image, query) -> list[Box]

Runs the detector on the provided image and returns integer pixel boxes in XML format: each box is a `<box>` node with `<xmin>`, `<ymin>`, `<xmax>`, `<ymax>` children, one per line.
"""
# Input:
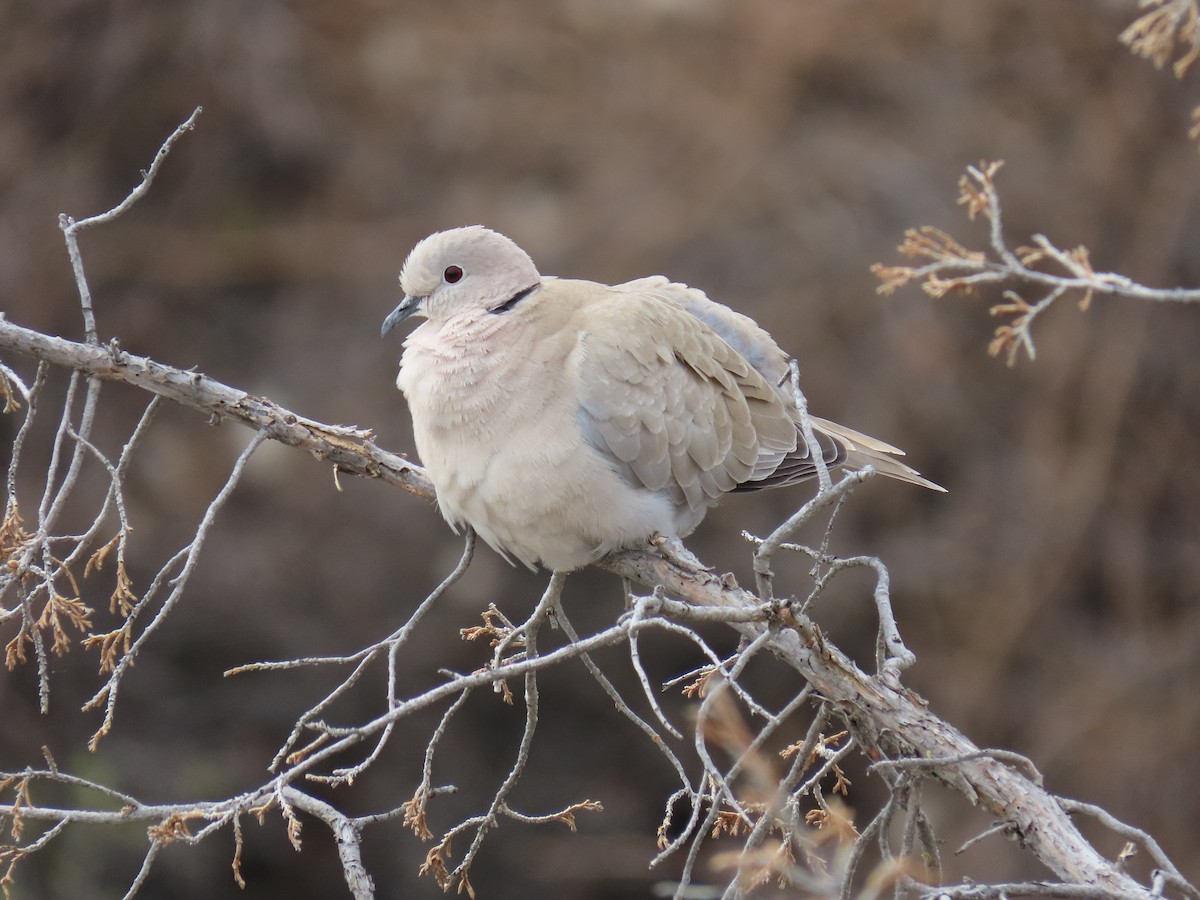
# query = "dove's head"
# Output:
<box><xmin>383</xmin><ymin>226</ymin><xmax>541</xmax><ymax>334</ymax></box>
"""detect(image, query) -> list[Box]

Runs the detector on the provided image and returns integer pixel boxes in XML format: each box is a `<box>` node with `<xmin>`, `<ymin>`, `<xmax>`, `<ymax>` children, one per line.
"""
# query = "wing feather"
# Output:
<box><xmin>576</xmin><ymin>290</ymin><xmax>796</xmax><ymax>518</ymax></box>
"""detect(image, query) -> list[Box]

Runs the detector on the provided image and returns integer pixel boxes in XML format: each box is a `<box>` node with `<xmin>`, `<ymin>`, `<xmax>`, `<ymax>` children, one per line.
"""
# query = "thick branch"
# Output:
<box><xmin>597</xmin><ymin>554</ymin><xmax>1144</xmax><ymax>894</ymax></box>
<box><xmin>0</xmin><ymin>316</ymin><xmax>431</xmax><ymax>499</ymax></box>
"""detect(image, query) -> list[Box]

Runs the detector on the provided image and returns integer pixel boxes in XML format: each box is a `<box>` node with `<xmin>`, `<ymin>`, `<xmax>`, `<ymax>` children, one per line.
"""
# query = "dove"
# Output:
<box><xmin>382</xmin><ymin>226</ymin><xmax>942</xmax><ymax>572</ymax></box>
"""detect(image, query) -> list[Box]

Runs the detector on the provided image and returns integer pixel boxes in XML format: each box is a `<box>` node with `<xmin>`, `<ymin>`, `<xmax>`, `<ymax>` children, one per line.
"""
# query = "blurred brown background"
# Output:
<box><xmin>3</xmin><ymin>1</ymin><xmax>1199</xmax><ymax>897</ymax></box>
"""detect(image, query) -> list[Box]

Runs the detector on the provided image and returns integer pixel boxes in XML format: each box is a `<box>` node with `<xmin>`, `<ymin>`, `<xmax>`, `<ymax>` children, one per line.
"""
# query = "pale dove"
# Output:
<box><xmin>382</xmin><ymin>226</ymin><xmax>942</xmax><ymax>572</ymax></box>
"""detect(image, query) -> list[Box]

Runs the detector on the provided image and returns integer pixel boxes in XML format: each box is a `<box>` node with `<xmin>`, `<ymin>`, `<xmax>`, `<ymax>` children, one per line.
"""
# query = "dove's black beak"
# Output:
<box><xmin>381</xmin><ymin>295</ymin><xmax>423</xmax><ymax>337</ymax></box>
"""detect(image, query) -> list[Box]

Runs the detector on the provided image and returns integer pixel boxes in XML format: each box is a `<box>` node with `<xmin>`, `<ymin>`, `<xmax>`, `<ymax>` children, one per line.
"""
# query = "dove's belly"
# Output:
<box><xmin>399</xmin><ymin>326</ymin><xmax>680</xmax><ymax>571</ymax></box>
<box><xmin>421</xmin><ymin>409</ymin><xmax>679</xmax><ymax>571</ymax></box>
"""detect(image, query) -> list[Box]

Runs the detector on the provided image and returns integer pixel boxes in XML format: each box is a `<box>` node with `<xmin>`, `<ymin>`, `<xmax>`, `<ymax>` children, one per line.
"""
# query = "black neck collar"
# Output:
<box><xmin>488</xmin><ymin>283</ymin><xmax>537</xmax><ymax>315</ymax></box>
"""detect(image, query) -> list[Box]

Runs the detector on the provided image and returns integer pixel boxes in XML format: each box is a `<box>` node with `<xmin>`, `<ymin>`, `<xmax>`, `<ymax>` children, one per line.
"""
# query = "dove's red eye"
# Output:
<box><xmin>443</xmin><ymin>265</ymin><xmax>463</xmax><ymax>284</ymax></box>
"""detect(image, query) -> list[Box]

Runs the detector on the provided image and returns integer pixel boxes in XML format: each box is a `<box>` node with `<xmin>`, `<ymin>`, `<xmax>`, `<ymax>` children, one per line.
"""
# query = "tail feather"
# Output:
<box><xmin>810</xmin><ymin>416</ymin><xmax>946</xmax><ymax>492</ymax></box>
<box><xmin>734</xmin><ymin>415</ymin><xmax>945</xmax><ymax>494</ymax></box>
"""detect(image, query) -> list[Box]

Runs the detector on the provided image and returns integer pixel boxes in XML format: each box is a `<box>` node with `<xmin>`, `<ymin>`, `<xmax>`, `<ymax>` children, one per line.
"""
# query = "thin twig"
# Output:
<box><xmin>59</xmin><ymin>107</ymin><xmax>202</xmax><ymax>346</ymax></box>
<box><xmin>82</xmin><ymin>430</ymin><xmax>268</xmax><ymax>747</ymax></box>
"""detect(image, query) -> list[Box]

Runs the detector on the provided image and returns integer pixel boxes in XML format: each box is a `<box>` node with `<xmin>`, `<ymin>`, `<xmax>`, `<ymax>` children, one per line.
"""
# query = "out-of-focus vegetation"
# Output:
<box><xmin>2</xmin><ymin>2</ymin><xmax>1198</xmax><ymax>897</ymax></box>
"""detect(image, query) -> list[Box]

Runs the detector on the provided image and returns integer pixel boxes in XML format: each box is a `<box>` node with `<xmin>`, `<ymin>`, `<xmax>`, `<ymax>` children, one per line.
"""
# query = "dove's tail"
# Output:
<box><xmin>810</xmin><ymin>416</ymin><xmax>946</xmax><ymax>492</ymax></box>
